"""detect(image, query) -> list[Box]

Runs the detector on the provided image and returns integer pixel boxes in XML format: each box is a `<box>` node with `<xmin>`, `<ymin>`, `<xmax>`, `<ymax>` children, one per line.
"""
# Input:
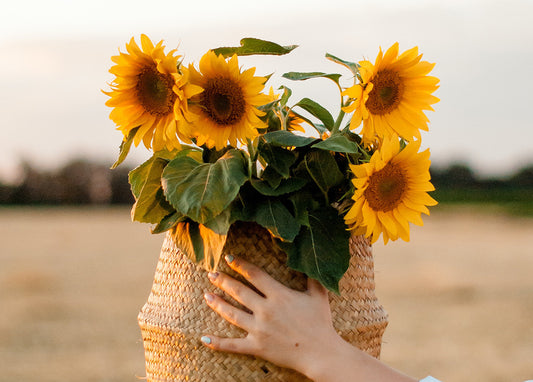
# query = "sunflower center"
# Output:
<box><xmin>136</xmin><ymin>65</ymin><xmax>176</xmax><ymax>116</ymax></box>
<box><xmin>202</xmin><ymin>77</ymin><xmax>246</xmax><ymax>126</ymax></box>
<box><xmin>366</xmin><ymin>69</ymin><xmax>404</xmax><ymax>115</ymax></box>
<box><xmin>364</xmin><ymin>162</ymin><xmax>407</xmax><ymax>212</ymax></box>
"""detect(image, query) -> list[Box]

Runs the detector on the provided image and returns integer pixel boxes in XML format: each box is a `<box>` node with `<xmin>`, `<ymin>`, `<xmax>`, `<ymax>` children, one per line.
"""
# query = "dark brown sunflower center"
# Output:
<box><xmin>136</xmin><ymin>65</ymin><xmax>176</xmax><ymax>116</ymax></box>
<box><xmin>202</xmin><ymin>77</ymin><xmax>245</xmax><ymax>126</ymax></box>
<box><xmin>365</xmin><ymin>69</ymin><xmax>404</xmax><ymax>115</ymax></box>
<box><xmin>364</xmin><ymin>162</ymin><xmax>407</xmax><ymax>212</ymax></box>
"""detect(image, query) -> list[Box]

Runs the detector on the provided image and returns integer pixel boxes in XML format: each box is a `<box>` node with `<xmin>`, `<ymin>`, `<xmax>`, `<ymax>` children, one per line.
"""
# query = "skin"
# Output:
<box><xmin>201</xmin><ymin>255</ymin><xmax>417</xmax><ymax>382</ymax></box>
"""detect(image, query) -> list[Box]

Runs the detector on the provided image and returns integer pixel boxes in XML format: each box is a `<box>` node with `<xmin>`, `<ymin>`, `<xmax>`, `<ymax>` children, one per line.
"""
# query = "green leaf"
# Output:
<box><xmin>170</xmin><ymin>220</ymin><xmax>204</xmax><ymax>263</ymax></box>
<box><xmin>294</xmin><ymin>98</ymin><xmax>335</xmax><ymax>131</ymax></box>
<box><xmin>261</xmin><ymin>166</ymin><xmax>283</xmax><ymax>188</ymax></box>
<box><xmin>259</xmin><ymin>143</ymin><xmax>297</xmax><ymax>178</ymax></box>
<box><xmin>279</xmin><ymin>86</ymin><xmax>292</xmax><ymax>108</ymax></box>
<box><xmin>129</xmin><ymin>157</ymin><xmax>175</xmax><ymax>224</ymax></box>
<box><xmin>325</xmin><ymin>53</ymin><xmax>360</xmax><ymax>77</ymax></box>
<box><xmin>263</xmin><ymin>131</ymin><xmax>317</xmax><ymax>147</ymax></box>
<box><xmin>282</xmin><ymin>71</ymin><xmax>342</xmax><ymax>85</ymax></box>
<box><xmin>188</xmin><ymin>222</ymin><xmax>205</xmax><ymax>262</ymax></box>
<box><xmin>285</xmin><ymin>207</ymin><xmax>350</xmax><ymax>294</ymax></box>
<box><xmin>289</xmin><ymin>110</ymin><xmax>328</xmax><ymax>135</ymax></box>
<box><xmin>203</xmin><ymin>208</ymin><xmax>232</xmax><ymax>235</ymax></box>
<box><xmin>304</xmin><ymin>150</ymin><xmax>344</xmax><ymax>199</ymax></box>
<box><xmin>111</xmin><ymin>127</ymin><xmax>139</xmax><ymax>169</ymax></box>
<box><xmin>253</xmin><ymin>199</ymin><xmax>300</xmax><ymax>241</ymax></box>
<box><xmin>212</xmin><ymin>38</ymin><xmax>298</xmax><ymax>57</ymax></box>
<box><xmin>162</xmin><ymin>149</ymin><xmax>248</xmax><ymax>224</ymax></box>
<box><xmin>251</xmin><ymin>177</ymin><xmax>307</xmax><ymax>196</ymax></box>
<box><xmin>172</xmin><ymin>218</ymin><xmax>229</xmax><ymax>270</ymax></box>
<box><xmin>159</xmin><ymin>155</ymin><xmax>201</xmax><ymax>202</ymax></box>
<box><xmin>288</xmin><ymin>191</ymin><xmax>319</xmax><ymax>227</ymax></box>
<box><xmin>202</xmin><ymin>146</ymin><xmax>232</xmax><ymax>164</ymax></box>
<box><xmin>151</xmin><ymin>211</ymin><xmax>185</xmax><ymax>234</ymax></box>
<box><xmin>312</xmin><ymin>134</ymin><xmax>360</xmax><ymax>154</ymax></box>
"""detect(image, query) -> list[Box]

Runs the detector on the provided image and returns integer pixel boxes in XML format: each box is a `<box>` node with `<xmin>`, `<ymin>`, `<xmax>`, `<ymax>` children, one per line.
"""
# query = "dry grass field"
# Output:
<box><xmin>0</xmin><ymin>206</ymin><xmax>531</xmax><ymax>381</ymax></box>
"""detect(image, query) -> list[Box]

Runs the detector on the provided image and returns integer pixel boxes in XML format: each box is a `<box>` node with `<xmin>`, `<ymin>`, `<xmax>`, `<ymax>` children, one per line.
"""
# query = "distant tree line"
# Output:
<box><xmin>0</xmin><ymin>159</ymin><xmax>134</xmax><ymax>205</ymax></box>
<box><xmin>429</xmin><ymin>162</ymin><xmax>533</xmax><ymax>205</ymax></box>
<box><xmin>0</xmin><ymin>159</ymin><xmax>531</xmax><ymax>205</ymax></box>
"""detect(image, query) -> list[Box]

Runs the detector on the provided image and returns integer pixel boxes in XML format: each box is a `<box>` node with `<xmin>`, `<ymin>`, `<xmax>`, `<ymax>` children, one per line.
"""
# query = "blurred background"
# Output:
<box><xmin>1</xmin><ymin>0</ymin><xmax>532</xmax><ymax>381</ymax></box>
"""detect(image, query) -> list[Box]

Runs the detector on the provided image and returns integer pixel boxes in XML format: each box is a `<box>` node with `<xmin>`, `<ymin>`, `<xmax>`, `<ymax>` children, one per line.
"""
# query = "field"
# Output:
<box><xmin>0</xmin><ymin>206</ymin><xmax>532</xmax><ymax>381</ymax></box>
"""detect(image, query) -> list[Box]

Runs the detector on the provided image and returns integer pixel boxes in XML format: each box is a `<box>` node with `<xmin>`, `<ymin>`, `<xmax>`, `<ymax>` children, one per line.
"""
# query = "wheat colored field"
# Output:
<box><xmin>0</xmin><ymin>206</ymin><xmax>531</xmax><ymax>381</ymax></box>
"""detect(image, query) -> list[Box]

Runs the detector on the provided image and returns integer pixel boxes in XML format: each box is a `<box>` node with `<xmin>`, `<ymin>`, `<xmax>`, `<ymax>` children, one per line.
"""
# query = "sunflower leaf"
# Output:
<box><xmin>129</xmin><ymin>157</ymin><xmax>175</xmax><ymax>224</ymax></box>
<box><xmin>252</xmin><ymin>199</ymin><xmax>300</xmax><ymax>241</ymax></box>
<box><xmin>312</xmin><ymin>134</ymin><xmax>360</xmax><ymax>154</ymax></box>
<box><xmin>162</xmin><ymin>150</ymin><xmax>248</xmax><ymax>224</ymax></box>
<box><xmin>198</xmin><ymin>224</ymin><xmax>228</xmax><ymax>272</ymax></box>
<box><xmin>262</xmin><ymin>166</ymin><xmax>283</xmax><ymax>188</ymax></box>
<box><xmin>111</xmin><ymin>127</ymin><xmax>139</xmax><ymax>169</ymax></box>
<box><xmin>294</xmin><ymin>98</ymin><xmax>335</xmax><ymax>131</ymax></box>
<box><xmin>282</xmin><ymin>71</ymin><xmax>342</xmax><ymax>85</ymax></box>
<box><xmin>212</xmin><ymin>38</ymin><xmax>298</xmax><ymax>57</ymax></box>
<box><xmin>258</xmin><ymin>143</ymin><xmax>297</xmax><ymax>178</ymax></box>
<box><xmin>278</xmin><ymin>86</ymin><xmax>292</xmax><ymax>108</ymax></box>
<box><xmin>303</xmin><ymin>150</ymin><xmax>344</xmax><ymax>201</ymax></box>
<box><xmin>171</xmin><ymin>221</ymin><xmax>204</xmax><ymax>262</ymax></box>
<box><xmin>251</xmin><ymin>177</ymin><xmax>308</xmax><ymax>196</ymax></box>
<box><xmin>189</xmin><ymin>222</ymin><xmax>205</xmax><ymax>262</ymax></box>
<box><xmin>263</xmin><ymin>131</ymin><xmax>317</xmax><ymax>147</ymax></box>
<box><xmin>325</xmin><ymin>53</ymin><xmax>360</xmax><ymax>77</ymax></box>
<box><xmin>151</xmin><ymin>211</ymin><xmax>186</xmax><ymax>234</ymax></box>
<box><xmin>288</xmin><ymin>191</ymin><xmax>319</xmax><ymax>227</ymax></box>
<box><xmin>283</xmin><ymin>206</ymin><xmax>350</xmax><ymax>294</ymax></box>
<box><xmin>203</xmin><ymin>208</ymin><xmax>232</xmax><ymax>236</ymax></box>
<box><xmin>289</xmin><ymin>110</ymin><xmax>328</xmax><ymax>135</ymax></box>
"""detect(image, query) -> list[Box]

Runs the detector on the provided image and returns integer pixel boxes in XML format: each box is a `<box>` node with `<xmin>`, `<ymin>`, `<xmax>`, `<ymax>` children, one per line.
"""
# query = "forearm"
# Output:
<box><xmin>304</xmin><ymin>335</ymin><xmax>416</xmax><ymax>382</ymax></box>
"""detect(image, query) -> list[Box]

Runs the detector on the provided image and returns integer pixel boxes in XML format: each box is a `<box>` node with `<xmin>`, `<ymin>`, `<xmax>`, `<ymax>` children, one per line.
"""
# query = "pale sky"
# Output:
<box><xmin>1</xmin><ymin>0</ymin><xmax>532</xmax><ymax>182</ymax></box>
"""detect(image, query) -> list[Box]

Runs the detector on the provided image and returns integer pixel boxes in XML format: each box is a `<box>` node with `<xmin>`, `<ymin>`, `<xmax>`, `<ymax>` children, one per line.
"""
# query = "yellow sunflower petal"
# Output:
<box><xmin>345</xmin><ymin>138</ymin><xmax>436</xmax><ymax>244</ymax></box>
<box><xmin>184</xmin><ymin>50</ymin><xmax>269</xmax><ymax>149</ymax></box>
<box><xmin>347</xmin><ymin>43</ymin><xmax>439</xmax><ymax>143</ymax></box>
<box><xmin>104</xmin><ymin>35</ymin><xmax>197</xmax><ymax>150</ymax></box>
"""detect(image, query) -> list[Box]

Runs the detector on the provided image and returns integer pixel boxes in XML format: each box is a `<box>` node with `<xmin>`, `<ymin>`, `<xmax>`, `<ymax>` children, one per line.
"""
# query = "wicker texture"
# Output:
<box><xmin>138</xmin><ymin>222</ymin><xmax>388</xmax><ymax>381</ymax></box>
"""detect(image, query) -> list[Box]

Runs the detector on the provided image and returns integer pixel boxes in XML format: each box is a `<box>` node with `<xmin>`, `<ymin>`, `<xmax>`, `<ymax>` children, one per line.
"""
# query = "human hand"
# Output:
<box><xmin>200</xmin><ymin>254</ymin><xmax>345</xmax><ymax>378</ymax></box>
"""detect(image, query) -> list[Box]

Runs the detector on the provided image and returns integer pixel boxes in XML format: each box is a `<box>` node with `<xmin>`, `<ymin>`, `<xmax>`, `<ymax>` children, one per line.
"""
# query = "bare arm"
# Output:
<box><xmin>201</xmin><ymin>255</ymin><xmax>417</xmax><ymax>382</ymax></box>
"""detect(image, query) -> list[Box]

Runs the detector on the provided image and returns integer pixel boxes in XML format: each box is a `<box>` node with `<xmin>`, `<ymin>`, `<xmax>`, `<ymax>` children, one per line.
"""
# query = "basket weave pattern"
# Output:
<box><xmin>138</xmin><ymin>222</ymin><xmax>388</xmax><ymax>381</ymax></box>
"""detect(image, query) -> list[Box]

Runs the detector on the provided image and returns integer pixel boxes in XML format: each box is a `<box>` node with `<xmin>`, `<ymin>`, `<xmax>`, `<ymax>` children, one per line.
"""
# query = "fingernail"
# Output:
<box><xmin>204</xmin><ymin>292</ymin><xmax>214</xmax><ymax>303</ymax></box>
<box><xmin>225</xmin><ymin>254</ymin><xmax>234</xmax><ymax>264</ymax></box>
<box><xmin>200</xmin><ymin>336</ymin><xmax>212</xmax><ymax>345</ymax></box>
<box><xmin>208</xmin><ymin>272</ymin><xmax>218</xmax><ymax>281</ymax></box>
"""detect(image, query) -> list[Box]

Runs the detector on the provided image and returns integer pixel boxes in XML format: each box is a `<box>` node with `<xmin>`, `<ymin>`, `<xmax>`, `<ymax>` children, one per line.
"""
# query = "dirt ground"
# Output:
<box><xmin>0</xmin><ymin>206</ymin><xmax>531</xmax><ymax>381</ymax></box>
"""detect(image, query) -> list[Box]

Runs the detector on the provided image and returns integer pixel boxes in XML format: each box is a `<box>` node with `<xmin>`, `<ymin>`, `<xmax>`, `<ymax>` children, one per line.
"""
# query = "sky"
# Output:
<box><xmin>1</xmin><ymin>0</ymin><xmax>532</xmax><ymax>183</ymax></box>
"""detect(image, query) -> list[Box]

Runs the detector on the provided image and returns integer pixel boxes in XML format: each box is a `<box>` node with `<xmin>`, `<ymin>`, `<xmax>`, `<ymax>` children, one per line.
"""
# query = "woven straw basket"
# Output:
<box><xmin>138</xmin><ymin>221</ymin><xmax>388</xmax><ymax>381</ymax></box>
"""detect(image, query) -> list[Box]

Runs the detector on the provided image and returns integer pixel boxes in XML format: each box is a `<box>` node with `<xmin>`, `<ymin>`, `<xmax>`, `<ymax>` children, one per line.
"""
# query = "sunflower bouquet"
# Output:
<box><xmin>104</xmin><ymin>36</ymin><xmax>439</xmax><ymax>293</ymax></box>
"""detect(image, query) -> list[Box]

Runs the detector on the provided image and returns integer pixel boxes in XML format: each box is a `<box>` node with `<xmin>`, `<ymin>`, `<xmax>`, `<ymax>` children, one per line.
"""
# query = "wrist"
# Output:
<box><xmin>302</xmin><ymin>335</ymin><xmax>417</xmax><ymax>382</ymax></box>
<box><xmin>301</xmin><ymin>331</ymin><xmax>355</xmax><ymax>381</ymax></box>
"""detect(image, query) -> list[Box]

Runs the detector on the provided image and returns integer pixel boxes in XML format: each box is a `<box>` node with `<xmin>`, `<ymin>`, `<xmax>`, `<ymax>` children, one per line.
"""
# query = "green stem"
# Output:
<box><xmin>357</xmin><ymin>142</ymin><xmax>371</xmax><ymax>161</ymax></box>
<box><xmin>331</xmin><ymin>109</ymin><xmax>346</xmax><ymax>135</ymax></box>
<box><xmin>246</xmin><ymin>138</ymin><xmax>257</xmax><ymax>177</ymax></box>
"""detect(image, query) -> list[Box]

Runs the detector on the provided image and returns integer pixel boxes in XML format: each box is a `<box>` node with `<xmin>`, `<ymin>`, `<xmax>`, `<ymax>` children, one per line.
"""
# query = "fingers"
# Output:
<box><xmin>207</xmin><ymin>270</ymin><xmax>263</xmax><ymax>310</ymax></box>
<box><xmin>224</xmin><ymin>254</ymin><xmax>281</xmax><ymax>296</ymax></box>
<box><xmin>200</xmin><ymin>334</ymin><xmax>254</xmax><ymax>355</ymax></box>
<box><xmin>204</xmin><ymin>292</ymin><xmax>254</xmax><ymax>331</ymax></box>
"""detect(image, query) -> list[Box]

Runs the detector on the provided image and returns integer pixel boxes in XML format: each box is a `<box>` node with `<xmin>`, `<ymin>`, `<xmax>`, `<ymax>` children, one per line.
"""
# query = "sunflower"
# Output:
<box><xmin>185</xmin><ymin>51</ymin><xmax>271</xmax><ymax>150</ymax></box>
<box><xmin>104</xmin><ymin>35</ymin><xmax>202</xmax><ymax>151</ymax></box>
<box><xmin>342</xmin><ymin>43</ymin><xmax>439</xmax><ymax>147</ymax></box>
<box><xmin>344</xmin><ymin>137</ymin><xmax>437</xmax><ymax>244</ymax></box>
